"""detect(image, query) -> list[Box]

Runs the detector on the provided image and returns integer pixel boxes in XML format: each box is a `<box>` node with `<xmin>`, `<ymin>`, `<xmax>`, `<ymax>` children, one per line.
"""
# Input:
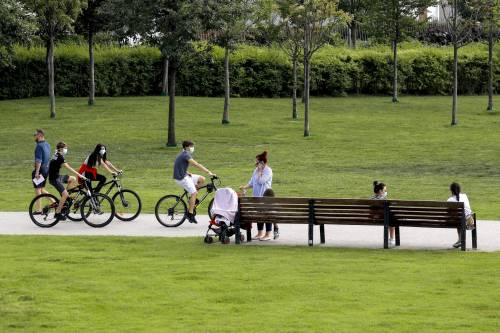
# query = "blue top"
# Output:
<box><xmin>34</xmin><ymin>140</ymin><xmax>51</xmax><ymax>171</ymax></box>
<box><xmin>248</xmin><ymin>165</ymin><xmax>273</xmax><ymax>197</ymax></box>
<box><xmin>173</xmin><ymin>150</ymin><xmax>192</xmax><ymax>180</ymax></box>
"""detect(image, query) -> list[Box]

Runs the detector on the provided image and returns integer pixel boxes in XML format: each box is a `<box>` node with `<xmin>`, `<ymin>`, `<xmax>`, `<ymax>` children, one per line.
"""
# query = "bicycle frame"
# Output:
<box><xmin>172</xmin><ymin>178</ymin><xmax>219</xmax><ymax>211</ymax></box>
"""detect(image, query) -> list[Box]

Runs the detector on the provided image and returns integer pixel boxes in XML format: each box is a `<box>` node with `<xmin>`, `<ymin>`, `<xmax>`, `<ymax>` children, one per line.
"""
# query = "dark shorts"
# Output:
<box><xmin>32</xmin><ymin>168</ymin><xmax>49</xmax><ymax>189</ymax></box>
<box><xmin>49</xmin><ymin>175</ymin><xmax>70</xmax><ymax>195</ymax></box>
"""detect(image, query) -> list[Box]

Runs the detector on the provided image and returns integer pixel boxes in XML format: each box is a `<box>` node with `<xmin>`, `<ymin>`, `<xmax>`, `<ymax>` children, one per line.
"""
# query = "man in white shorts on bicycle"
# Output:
<box><xmin>173</xmin><ymin>140</ymin><xmax>215</xmax><ymax>223</ymax></box>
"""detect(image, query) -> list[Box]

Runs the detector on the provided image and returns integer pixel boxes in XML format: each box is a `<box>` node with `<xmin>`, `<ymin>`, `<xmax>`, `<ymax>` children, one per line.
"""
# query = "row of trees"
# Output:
<box><xmin>0</xmin><ymin>0</ymin><xmax>498</xmax><ymax>143</ymax></box>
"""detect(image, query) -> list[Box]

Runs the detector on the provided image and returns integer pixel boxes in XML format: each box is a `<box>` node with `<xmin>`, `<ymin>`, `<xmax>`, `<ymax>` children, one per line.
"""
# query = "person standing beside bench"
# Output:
<box><xmin>447</xmin><ymin>182</ymin><xmax>474</xmax><ymax>248</ymax></box>
<box><xmin>371</xmin><ymin>181</ymin><xmax>394</xmax><ymax>246</ymax></box>
<box><xmin>240</xmin><ymin>151</ymin><xmax>273</xmax><ymax>241</ymax></box>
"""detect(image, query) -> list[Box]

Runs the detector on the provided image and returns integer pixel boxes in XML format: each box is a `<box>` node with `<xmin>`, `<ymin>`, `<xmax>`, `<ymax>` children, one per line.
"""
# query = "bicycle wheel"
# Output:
<box><xmin>155</xmin><ymin>195</ymin><xmax>187</xmax><ymax>227</ymax></box>
<box><xmin>29</xmin><ymin>194</ymin><xmax>60</xmax><ymax>228</ymax></box>
<box><xmin>112</xmin><ymin>189</ymin><xmax>142</xmax><ymax>221</ymax></box>
<box><xmin>81</xmin><ymin>193</ymin><xmax>115</xmax><ymax>228</ymax></box>
<box><xmin>207</xmin><ymin>198</ymin><xmax>214</xmax><ymax>219</ymax></box>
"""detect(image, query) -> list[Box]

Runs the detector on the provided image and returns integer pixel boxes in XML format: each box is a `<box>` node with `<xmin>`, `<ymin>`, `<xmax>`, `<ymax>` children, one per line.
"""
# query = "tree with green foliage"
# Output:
<box><xmin>23</xmin><ymin>0</ymin><xmax>86</xmax><ymax>118</ymax></box>
<box><xmin>368</xmin><ymin>0</ymin><xmax>436</xmax><ymax>103</ymax></box>
<box><xmin>75</xmin><ymin>0</ymin><xmax>110</xmax><ymax>106</ymax></box>
<box><xmin>0</xmin><ymin>0</ymin><xmax>35</xmax><ymax>68</ymax></box>
<box><xmin>106</xmin><ymin>0</ymin><xmax>203</xmax><ymax>146</ymax></box>
<box><xmin>440</xmin><ymin>0</ymin><xmax>485</xmax><ymax>125</ymax></box>
<box><xmin>277</xmin><ymin>0</ymin><xmax>304</xmax><ymax>119</ymax></box>
<box><xmin>296</xmin><ymin>0</ymin><xmax>349</xmax><ymax>137</ymax></box>
<box><xmin>338</xmin><ymin>0</ymin><xmax>370</xmax><ymax>48</ymax></box>
<box><xmin>204</xmin><ymin>0</ymin><xmax>256</xmax><ymax>124</ymax></box>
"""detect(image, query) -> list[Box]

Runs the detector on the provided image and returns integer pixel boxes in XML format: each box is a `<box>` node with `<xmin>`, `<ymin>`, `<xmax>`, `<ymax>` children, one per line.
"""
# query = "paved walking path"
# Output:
<box><xmin>1</xmin><ymin>212</ymin><xmax>499</xmax><ymax>252</ymax></box>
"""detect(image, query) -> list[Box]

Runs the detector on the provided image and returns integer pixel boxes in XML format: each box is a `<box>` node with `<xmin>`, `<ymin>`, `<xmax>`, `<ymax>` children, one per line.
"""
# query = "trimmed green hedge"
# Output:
<box><xmin>0</xmin><ymin>43</ymin><xmax>498</xmax><ymax>100</ymax></box>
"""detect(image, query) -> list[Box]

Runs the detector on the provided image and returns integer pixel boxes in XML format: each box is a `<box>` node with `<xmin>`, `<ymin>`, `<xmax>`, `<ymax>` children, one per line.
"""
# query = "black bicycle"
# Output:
<box><xmin>29</xmin><ymin>181</ymin><xmax>115</xmax><ymax>228</ymax></box>
<box><xmin>155</xmin><ymin>176</ymin><xmax>220</xmax><ymax>227</ymax></box>
<box><xmin>99</xmin><ymin>172</ymin><xmax>142</xmax><ymax>221</ymax></box>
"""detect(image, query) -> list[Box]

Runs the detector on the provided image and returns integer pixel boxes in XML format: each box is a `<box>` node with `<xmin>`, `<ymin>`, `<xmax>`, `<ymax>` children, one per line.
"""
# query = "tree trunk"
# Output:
<box><xmin>88</xmin><ymin>30</ymin><xmax>95</xmax><ymax>106</ymax></box>
<box><xmin>222</xmin><ymin>47</ymin><xmax>230</xmax><ymax>124</ymax></box>
<box><xmin>487</xmin><ymin>21</ymin><xmax>494</xmax><ymax>111</ymax></box>
<box><xmin>350</xmin><ymin>21</ymin><xmax>357</xmax><ymax>49</ymax></box>
<box><xmin>292</xmin><ymin>56</ymin><xmax>298</xmax><ymax>119</ymax></box>
<box><xmin>452</xmin><ymin>42</ymin><xmax>458</xmax><ymax>126</ymax></box>
<box><xmin>161</xmin><ymin>56</ymin><xmax>169</xmax><ymax>96</ymax></box>
<box><xmin>392</xmin><ymin>39</ymin><xmax>398</xmax><ymax>103</ymax></box>
<box><xmin>450</xmin><ymin>0</ymin><xmax>458</xmax><ymax>126</ymax></box>
<box><xmin>166</xmin><ymin>65</ymin><xmax>177</xmax><ymax>147</ymax></box>
<box><xmin>47</xmin><ymin>36</ymin><xmax>56</xmax><ymax>118</ymax></box>
<box><xmin>303</xmin><ymin>23</ymin><xmax>311</xmax><ymax>137</ymax></box>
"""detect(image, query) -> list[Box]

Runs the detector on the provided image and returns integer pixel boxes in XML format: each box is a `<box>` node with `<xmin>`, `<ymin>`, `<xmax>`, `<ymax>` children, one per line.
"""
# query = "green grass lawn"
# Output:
<box><xmin>0</xmin><ymin>95</ymin><xmax>499</xmax><ymax>217</ymax></box>
<box><xmin>0</xmin><ymin>236</ymin><xmax>499</xmax><ymax>332</ymax></box>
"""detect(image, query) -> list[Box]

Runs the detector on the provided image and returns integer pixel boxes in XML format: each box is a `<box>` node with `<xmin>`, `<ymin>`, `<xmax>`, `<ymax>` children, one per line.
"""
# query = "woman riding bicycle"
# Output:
<box><xmin>79</xmin><ymin>144</ymin><xmax>121</xmax><ymax>193</ymax></box>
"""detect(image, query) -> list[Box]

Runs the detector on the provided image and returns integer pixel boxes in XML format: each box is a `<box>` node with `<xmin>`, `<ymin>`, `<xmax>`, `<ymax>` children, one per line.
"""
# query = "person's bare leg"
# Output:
<box><xmin>196</xmin><ymin>176</ymin><xmax>205</xmax><ymax>189</ymax></box>
<box><xmin>188</xmin><ymin>192</ymin><xmax>197</xmax><ymax>214</ymax></box>
<box><xmin>390</xmin><ymin>227</ymin><xmax>395</xmax><ymax>239</ymax></box>
<box><xmin>56</xmin><ymin>190</ymin><xmax>69</xmax><ymax>214</ymax></box>
<box><xmin>35</xmin><ymin>188</ymin><xmax>42</xmax><ymax>211</ymax></box>
<box><xmin>66</xmin><ymin>176</ymin><xmax>77</xmax><ymax>191</ymax></box>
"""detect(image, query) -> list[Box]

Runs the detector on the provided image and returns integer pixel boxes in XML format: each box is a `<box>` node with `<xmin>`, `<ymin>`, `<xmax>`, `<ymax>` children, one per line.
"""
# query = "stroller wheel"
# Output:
<box><xmin>204</xmin><ymin>236</ymin><xmax>213</xmax><ymax>244</ymax></box>
<box><xmin>222</xmin><ymin>237</ymin><xmax>230</xmax><ymax>245</ymax></box>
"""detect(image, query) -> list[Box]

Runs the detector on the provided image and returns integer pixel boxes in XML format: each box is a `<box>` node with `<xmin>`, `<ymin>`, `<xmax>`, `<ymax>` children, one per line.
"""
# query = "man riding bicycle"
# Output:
<box><xmin>173</xmin><ymin>140</ymin><xmax>215</xmax><ymax>224</ymax></box>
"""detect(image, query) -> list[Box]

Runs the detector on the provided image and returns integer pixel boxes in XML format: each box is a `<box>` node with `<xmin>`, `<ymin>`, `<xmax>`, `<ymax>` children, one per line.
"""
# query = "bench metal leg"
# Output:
<box><xmin>472</xmin><ymin>229</ymin><xmax>477</xmax><ymax>249</ymax></box>
<box><xmin>308</xmin><ymin>223</ymin><xmax>314</xmax><ymax>246</ymax></box>
<box><xmin>383</xmin><ymin>225</ymin><xmax>389</xmax><ymax>249</ymax></box>
<box><xmin>320</xmin><ymin>224</ymin><xmax>325</xmax><ymax>244</ymax></box>
<box><xmin>395</xmin><ymin>226</ymin><xmax>400</xmax><ymax>246</ymax></box>
<box><xmin>247</xmin><ymin>224</ymin><xmax>252</xmax><ymax>242</ymax></box>
<box><xmin>472</xmin><ymin>214</ymin><xmax>477</xmax><ymax>249</ymax></box>
<box><xmin>461</xmin><ymin>228</ymin><xmax>466</xmax><ymax>251</ymax></box>
<box><xmin>235</xmin><ymin>213</ymin><xmax>241</xmax><ymax>245</ymax></box>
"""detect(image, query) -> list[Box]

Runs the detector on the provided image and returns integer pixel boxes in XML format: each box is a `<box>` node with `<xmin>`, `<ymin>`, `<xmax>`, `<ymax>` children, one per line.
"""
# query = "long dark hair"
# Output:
<box><xmin>87</xmin><ymin>143</ymin><xmax>107</xmax><ymax>167</ymax></box>
<box><xmin>373</xmin><ymin>181</ymin><xmax>386</xmax><ymax>194</ymax></box>
<box><xmin>450</xmin><ymin>182</ymin><xmax>461</xmax><ymax>201</ymax></box>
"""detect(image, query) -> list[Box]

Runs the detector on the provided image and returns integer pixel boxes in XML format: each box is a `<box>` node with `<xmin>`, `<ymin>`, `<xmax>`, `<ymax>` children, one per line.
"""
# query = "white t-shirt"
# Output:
<box><xmin>447</xmin><ymin>193</ymin><xmax>473</xmax><ymax>218</ymax></box>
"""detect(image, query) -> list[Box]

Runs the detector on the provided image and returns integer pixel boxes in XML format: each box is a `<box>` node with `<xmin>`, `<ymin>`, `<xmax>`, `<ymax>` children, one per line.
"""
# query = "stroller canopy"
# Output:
<box><xmin>210</xmin><ymin>187</ymin><xmax>238</xmax><ymax>223</ymax></box>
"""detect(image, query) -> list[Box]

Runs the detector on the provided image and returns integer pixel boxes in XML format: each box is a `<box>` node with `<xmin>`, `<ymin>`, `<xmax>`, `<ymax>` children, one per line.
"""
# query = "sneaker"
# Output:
<box><xmin>273</xmin><ymin>228</ymin><xmax>280</xmax><ymax>240</ymax></box>
<box><xmin>260</xmin><ymin>235</ymin><xmax>272</xmax><ymax>241</ymax></box>
<box><xmin>389</xmin><ymin>238</ymin><xmax>396</xmax><ymax>246</ymax></box>
<box><xmin>186</xmin><ymin>213</ymin><xmax>198</xmax><ymax>224</ymax></box>
<box><xmin>54</xmin><ymin>213</ymin><xmax>66</xmax><ymax>221</ymax></box>
<box><xmin>252</xmin><ymin>234</ymin><xmax>263</xmax><ymax>240</ymax></box>
<box><xmin>452</xmin><ymin>240</ymin><xmax>461</xmax><ymax>248</ymax></box>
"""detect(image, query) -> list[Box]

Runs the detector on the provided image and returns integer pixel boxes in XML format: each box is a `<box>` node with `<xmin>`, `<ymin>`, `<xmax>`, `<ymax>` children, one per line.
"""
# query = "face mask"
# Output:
<box><xmin>383</xmin><ymin>191</ymin><xmax>388</xmax><ymax>197</ymax></box>
<box><xmin>99</xmin><ymin>148</ymin><xmax>106</xmax><ymax>156</ymax></box>
<box><xmin>189</xmin><ymin>147</ymin><xmax>194</xmax><ymax>153</ymax></box>
<box><xmin>62</xmin><ymin>148</ymin><xmax>68</xmax><ymax>155</ymax></box>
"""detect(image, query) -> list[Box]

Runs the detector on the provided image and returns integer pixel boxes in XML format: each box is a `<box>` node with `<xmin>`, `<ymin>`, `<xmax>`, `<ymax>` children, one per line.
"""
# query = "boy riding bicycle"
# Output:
<box><xmin>173</xmin><ymin>140</ymin><xmax>215</xmax><ymax>224</ymax></box>
<box><xmin>48</xmin><ymin>142</ymin><xmax>87</xmax><ymax>220</ymax></box>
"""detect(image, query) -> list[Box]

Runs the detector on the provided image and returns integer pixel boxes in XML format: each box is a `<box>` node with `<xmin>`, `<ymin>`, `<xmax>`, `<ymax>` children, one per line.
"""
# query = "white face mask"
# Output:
<box><xmin>384</xmin><ymin>191</ymin><xmax>388</xmax><ymax>197</ymax></box>
<box><xmin>62</xmin><ymin>148</ymin><xmax>68</xmax><ymax>155</ymax></box>
<box><xmin>99</xmin><ymin>148</ymin><xmax>106</xmax><ymax>156</ymax></box>
<box><xmin>189</xmin><ymin>147</ymin><xmax>194</xmax><ymax>153</ymax></box>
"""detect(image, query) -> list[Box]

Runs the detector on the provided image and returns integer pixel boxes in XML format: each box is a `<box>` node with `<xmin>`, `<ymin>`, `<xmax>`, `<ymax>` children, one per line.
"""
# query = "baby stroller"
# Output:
<box><xmin>204</xmin><ymin>187</ymin><xmax>245</xmax><ymax>244</ymax></box>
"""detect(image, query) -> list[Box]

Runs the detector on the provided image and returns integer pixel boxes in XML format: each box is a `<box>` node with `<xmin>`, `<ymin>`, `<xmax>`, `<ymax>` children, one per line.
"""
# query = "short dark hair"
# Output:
<box><xmin>263</xmin><ymin>188</ymin><xmax>275</xmax><ymax>197</ymax></box>
<box><xmin>56</xmin><ymin>141</ymin><xmax>67</xmax><ymax>149</ymax></box>
<box><xmin>182</xmin><ymin>140</ymin><xmax>194</xmax><ymax>149</ymax></box>
<box><xmin>34</xmin><ymin>129</ymin><xmax>45</xmax><ymax>136</ymax></box>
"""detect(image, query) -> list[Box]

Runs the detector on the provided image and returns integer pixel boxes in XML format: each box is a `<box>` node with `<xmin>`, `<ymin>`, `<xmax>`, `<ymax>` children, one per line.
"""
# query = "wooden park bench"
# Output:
<box><xmin>388</xmin><ymin>200</ymin><xmax>477</xmax><ymax>251</ymax></box>
<box><xmin>234</xmin><ymin>197</ymin><xmax>478</xmax><ymax>251</ymax></box>
<box><xmin>234</xmin><ymin>197</ymin><xmax>391</xmax><ymax>248</ymax></box>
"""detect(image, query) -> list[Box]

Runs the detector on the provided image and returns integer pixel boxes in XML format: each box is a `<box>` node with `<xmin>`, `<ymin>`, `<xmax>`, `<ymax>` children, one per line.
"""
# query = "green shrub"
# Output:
<box><xmin>0</xmin><ymin>43</ymin><xmax>498</xmax><ymax>100</ymax></box>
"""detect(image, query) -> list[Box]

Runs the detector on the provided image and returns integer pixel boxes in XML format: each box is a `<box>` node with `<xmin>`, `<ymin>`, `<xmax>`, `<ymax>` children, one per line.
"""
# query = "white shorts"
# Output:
<box><xmin>175</xmin><ymin>174</ymin><xmax>201</xmax><ymax>195</ymax></box>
